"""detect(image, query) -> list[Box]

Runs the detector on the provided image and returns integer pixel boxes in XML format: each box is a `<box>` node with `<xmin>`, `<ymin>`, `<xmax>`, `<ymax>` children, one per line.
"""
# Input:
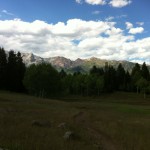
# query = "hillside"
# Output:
<box><xmin>22</xmin><ymin>53</ymin><xmax>139</xmax><ymax>73</ymax></box>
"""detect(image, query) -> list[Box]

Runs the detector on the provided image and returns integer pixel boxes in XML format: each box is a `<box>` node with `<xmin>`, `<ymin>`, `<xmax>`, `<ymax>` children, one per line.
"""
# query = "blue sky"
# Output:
<box><xmin>0</xmin><ymin>0</ymin><xmax>150</xmax><ymax>64</ymax></box>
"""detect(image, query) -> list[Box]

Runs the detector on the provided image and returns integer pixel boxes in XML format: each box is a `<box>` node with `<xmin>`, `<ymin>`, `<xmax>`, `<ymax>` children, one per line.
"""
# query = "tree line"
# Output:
<box><xmin>0</xmin><ymin>47</ymin><xmax>25</xmax><ymax>92</ymax></box>
<box><xmin>0</xmin><ymin>47</ymin><xmax>150</xmax><ymax>98</ymax></box>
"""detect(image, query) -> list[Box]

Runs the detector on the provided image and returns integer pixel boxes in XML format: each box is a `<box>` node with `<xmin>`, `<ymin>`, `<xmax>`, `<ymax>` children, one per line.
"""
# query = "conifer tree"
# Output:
<box><xmin>141</xmin><ymin>62</ymin><xmax>149</xmax><ymax>81</ymax></box>
<box><xmin>116</xmin><ymin>63</ymin><xmax>126</xmax><ymax>90</ymax></box>
<box><xmin>131</xmin><ymin>63</ymin><xmax>141</xmax><ymax>77</ymax></box>
<box><xmin>0</xmin><ymin>47</ymin><xmax>7</xmax><ymax>89</ymax></box>
<box><xmin>16</xmin><ymin>52</ymin><xmax>26</xmax><ymax>91</ymax></box>
<box><xmin>124</xmin><ymin>71</ymin><xmax>131</xmax><ymax>91</ymax></box>
<box><xmin>7</xmin><ymin>50</ymin><xmax>18</xmax><ymax>91</ymax></box>
<box><xmin>131</xmin><ymin>63</ymin><xmax>142</xmax><ymax>93</ymax></box>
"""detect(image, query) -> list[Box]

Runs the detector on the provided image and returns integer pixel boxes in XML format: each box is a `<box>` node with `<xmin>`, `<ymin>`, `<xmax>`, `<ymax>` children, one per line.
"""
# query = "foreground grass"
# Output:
<box><xmin>0</xmin><ymin>91</ymin><xmax>150</xmax><ymax>150</ymax></box>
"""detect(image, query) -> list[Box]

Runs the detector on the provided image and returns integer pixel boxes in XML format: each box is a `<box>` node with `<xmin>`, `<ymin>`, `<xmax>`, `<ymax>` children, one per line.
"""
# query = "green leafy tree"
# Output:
<box><xmin>96</xmin><ymin>76</ymin><xmax>104</xmax><ymax>96</ymax></box>
<box><xmin>146</xmin><ymin>84</ymin><xmax>150</xmax><ymax>94</ymax></box>
<box><xmin>62</xmin><ymin>74</ymin><xmax>73</xmax><ymax>95</ymax></box>
<box><xmin>23</xmin><ymin>63</ymin><xmax>60</xmax><ymax>97</ymax></box>
<box><xmin>83</xmin><ymin>75</ymin><xmax>91</xmax><ymax>96</ymax></box>
<box><xmin>136</xmin><ymin>77</ymin><xmax>149</xmax><ymax>98</ymax></box>
<box><xmin>71</xmin><ymin>73</ymin><xmax>85</xmax><ymax>95</ymax></box>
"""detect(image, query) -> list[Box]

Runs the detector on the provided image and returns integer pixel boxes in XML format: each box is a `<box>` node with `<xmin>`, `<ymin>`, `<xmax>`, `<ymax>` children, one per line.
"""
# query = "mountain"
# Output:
<box><xmin>21</xmin><ymin>53</ymin><xmax>148</xmax><ymax>73</ymax></box>
<box><xmin>22</xmin><ymin>53</ymin><xmax>44</xmax><ymax>65</ymax></box>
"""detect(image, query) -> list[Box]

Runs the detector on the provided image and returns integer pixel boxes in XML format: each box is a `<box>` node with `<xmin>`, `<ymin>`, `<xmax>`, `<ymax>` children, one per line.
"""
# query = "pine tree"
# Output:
<box><xmin>0</xmin><ymin>47</ymin><xmax>7</xmax><ymax>89</ymax></box>
<box><xmin>16</xmin><ymin>52</ymin><xmax>26</xmax><ymax>91</ymax></box>
<box><xmin>124</xmin><ymin>71</ymin><xmax>131</xmax><ymax>91</ymax></box>
<box><xmin>104</xmin><ymin>65</ymin><xmax>116</xmax><ymax>92</ymax></box>
<box><xmin>131</xmin><ymin>63</ymin><xmax>141</xmax><ymax>77</ymax></box>
<box><xmin>141</xmin><ymin>62</ymin><xmax>149</xmax><ymax>81</ymax></box>
<box><xmin>131</xmin><ymin>63</ymin><xmax>142</xmax><ymax>93</ymax></box>
<box><xmin>7</xmin><ymin>50</ymin><xmax>17</xmax><ymax>91</ymax></box>
<box><xmin>59</xmin><ymin>69</ymin><xmax>67</xmax><ymax>78</ymax></box>
<box><xmin>90</xmin><ymin>65</ymin><xmax>98</xmax><ymax>75</ymax></box>
<box><xmin>116</xmin><ymin>63</ymin><xmax>126</xmax><ymax>90</ymax></box>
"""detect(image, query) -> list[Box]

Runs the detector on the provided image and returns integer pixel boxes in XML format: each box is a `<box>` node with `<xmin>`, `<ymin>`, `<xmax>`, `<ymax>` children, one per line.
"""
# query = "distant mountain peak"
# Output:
<box><xmin>21</xmin><ymin>53</ymin><xmax>149</xmax><ymax>73</ymax></box>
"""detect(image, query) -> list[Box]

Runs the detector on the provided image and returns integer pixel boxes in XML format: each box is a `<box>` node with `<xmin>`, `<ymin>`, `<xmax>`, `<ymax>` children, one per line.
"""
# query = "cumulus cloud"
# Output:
<box><xmin>0</xmin><ymin>18</ymin><xmax>149</xmax><ymax>64</ymax></box>
<box><xmin>126</xmin><ymin>22</ymin><xmax>144</xmax><ymax>34</ymax></box>
<box><xmin>109</xmin><ymin>0</ymin><xmax>132</xmax><ymax>8</ymax></box>
<box><xmin>125</xmin><ymin>22</ymin><xmax>133</xmax><ymax>29</ymax></box>
<box><xmin>85</xmin><ymin>0</ymin><xmax>106</xmax><ymax>5</ymax></box>
<box><xmin>75</xmin><ymin>0</ymin><xmax>132</xmax><ymax>7</ymax></box>
<box><xmin>129</xmin><ymin>27</ymin><xmax>144</xmax><ymax>34</ymax></box>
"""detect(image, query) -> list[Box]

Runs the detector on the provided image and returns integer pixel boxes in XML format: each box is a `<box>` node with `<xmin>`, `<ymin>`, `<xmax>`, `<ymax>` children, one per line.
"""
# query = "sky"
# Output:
<box><xmin>0</xmin><ymin>0</ymin><xmax>150</xmax><ymax>64</ymax></box>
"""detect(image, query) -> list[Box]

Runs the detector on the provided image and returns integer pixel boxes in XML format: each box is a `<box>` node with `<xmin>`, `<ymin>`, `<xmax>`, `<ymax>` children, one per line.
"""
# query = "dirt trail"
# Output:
<box><xmin>73</xmin><ymin>111</ymin><xmax>118</xmax><ymax>150</ymax></box>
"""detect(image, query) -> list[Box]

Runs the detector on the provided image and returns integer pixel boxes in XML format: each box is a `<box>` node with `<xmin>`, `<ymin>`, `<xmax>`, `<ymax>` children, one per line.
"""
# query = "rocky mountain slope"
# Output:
<box><xmin>21</xmin><ymin>53</ymin><xmax>146</xmax><ymax>73</ymax></box>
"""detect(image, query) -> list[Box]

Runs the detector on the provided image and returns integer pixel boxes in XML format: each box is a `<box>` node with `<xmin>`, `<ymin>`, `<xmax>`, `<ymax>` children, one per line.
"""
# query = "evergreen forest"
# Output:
<box><xmin>0</xmin><ymin>47</ymin><xmax>150</xmax><ymax>98</ymax></box>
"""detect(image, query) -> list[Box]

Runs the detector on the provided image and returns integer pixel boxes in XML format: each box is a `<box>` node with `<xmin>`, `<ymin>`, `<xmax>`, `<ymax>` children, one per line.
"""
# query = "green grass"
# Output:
<box><xmin>0</xmin><ymin>91</ymin><xmax>150</xmax><ymax>150</ymax></box>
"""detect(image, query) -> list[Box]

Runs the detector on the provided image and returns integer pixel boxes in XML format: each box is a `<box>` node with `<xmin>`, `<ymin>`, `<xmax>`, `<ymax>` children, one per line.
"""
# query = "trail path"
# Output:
<box><xmin>73</xmin><ymin>111</ymin><xmax>118</xmax><ymax>150</ymax></box>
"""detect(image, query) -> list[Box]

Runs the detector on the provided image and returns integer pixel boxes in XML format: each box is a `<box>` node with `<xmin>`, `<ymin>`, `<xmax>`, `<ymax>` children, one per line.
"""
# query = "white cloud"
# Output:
<box><xmin>126</xmin><ymin>22</ymin><xmax>144</xmax><ymax>34</ymax></box>
<box><xmin>75</xmin><ymin>0</ymin><xmax>132</xmax><ymax>7</ymax></box>
<box><xmin>0</xmin><ymin>19</ymin><xmax>149</xmax><ymax>64</ymax></box>
<box><xmin>122</xmin><ymin>38</ymin><xmax>150</xmax><ymax>64</ymax></box>
<box><xmin>136</xmin><ymin>22</ymin><xmax>144</xmax><ymax>26</ymax></box>
<box><xmin>125</xmin><ymin>22</ymin><xmax>133</xmax><ymax>29</ymax></box>
<box><xmin>116</xmin><ymin>14</ymin><xmax>127</xmax><ymax>19</ymax></box>
<box><xmin>2</xmin><ymin>10</ymin><xmax>15</xmax><ymax>16</ymax></box>
<box><xmin>105</xmin><ymin>15</ymin><xmax>127</xmax><ymax>22</ymax></box>
<box><xmin>105</xmin><ymin>16</ymin><xmax>115</xmax><ymax>21</ymax></box>
<box><xmin>129</xmin><ymin>27</ymin><xmax>144</xmax><ymax>34</ymax></box>
<box><xmin>109</xmin><ymin>0</ymin><xmax>132</xmax><ymax>8</ymax></box>
<box><xmin>85</xmin><ymin>0</ymin><xmax>106</xmax><ymax>5</ymax></box>
<box><xmin>92</xmin><ymin>10</ymin><xmax>101</xmax><ymax>15</ymax></box>
<box><xmin>75</xmin><ymin>0</ymin><xmax>82</xmax><ymax>4</ymax></box>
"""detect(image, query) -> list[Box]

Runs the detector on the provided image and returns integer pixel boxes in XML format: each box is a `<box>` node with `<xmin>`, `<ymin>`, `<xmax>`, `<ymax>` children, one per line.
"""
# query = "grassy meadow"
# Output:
<box><xmin>0</xmin><ymin>91</ymin><xmax>150</xmax><ymax>150</ymax></box>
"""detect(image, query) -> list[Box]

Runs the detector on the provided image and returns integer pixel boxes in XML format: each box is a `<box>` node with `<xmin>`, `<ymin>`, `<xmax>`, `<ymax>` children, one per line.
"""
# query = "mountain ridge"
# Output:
<box><xmin>21</xmin><ymin>53</ymin><xmax>149</xmax><ymax>73</ymax></box>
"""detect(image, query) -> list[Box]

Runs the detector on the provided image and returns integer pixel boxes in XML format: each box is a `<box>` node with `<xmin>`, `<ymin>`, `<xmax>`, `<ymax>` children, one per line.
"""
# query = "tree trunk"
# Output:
<box><xmin>144</xmin><ymin>89</ymin><xmax>146</xmax><ymax>99</ymax></box>
<box><xmin>87</xmin><ymin>85</ymin><xmax>89</xmax><ymax>96</ymax></box>
<box><xmin>98</xmin><ymin>88</ymin><xmax>100</xmax><ymax>96</ymax></box>
<box><xmin>137</xmin><ymin>86</ymin><xmax>139</xmax><ymax>94</ymax></box>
